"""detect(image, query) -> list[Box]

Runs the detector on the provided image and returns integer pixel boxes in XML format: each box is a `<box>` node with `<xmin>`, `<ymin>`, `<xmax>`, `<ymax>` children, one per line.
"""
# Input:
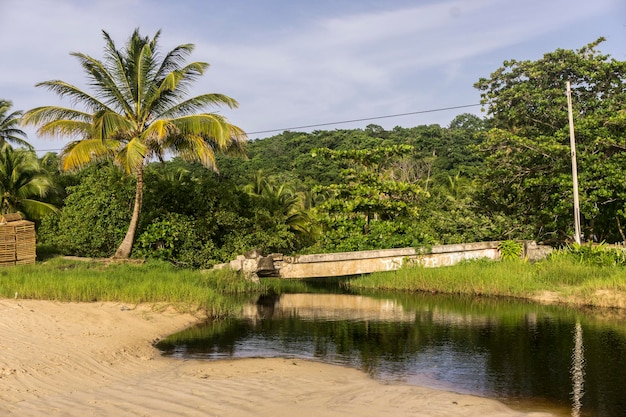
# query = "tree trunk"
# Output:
<box><xmin>113</xmin><ymin>165</ymin><xmax>144</xmax><ymax>259</ymax></box>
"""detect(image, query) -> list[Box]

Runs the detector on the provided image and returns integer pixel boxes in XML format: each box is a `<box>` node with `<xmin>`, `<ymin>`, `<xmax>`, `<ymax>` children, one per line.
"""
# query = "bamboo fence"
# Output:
<box><xmin>0</xmin><ymin>213</ymin><xmax>36</xmax><ymax>266</ymax></box>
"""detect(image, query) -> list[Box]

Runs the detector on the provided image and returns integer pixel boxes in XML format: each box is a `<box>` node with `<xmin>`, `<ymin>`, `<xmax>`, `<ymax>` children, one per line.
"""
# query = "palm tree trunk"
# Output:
<box><xmin>113</xmin><ymin>165</ymin><xmax>144</xmax><ymax>259</ymax></box>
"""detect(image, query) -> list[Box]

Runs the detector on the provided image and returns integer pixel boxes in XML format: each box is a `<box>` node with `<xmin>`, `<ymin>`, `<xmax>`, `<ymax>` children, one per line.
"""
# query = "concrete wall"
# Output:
<box><xmin>278</xmin><ymin>241</ymin><xmax>503</xmax><ymax>279</ymax></box>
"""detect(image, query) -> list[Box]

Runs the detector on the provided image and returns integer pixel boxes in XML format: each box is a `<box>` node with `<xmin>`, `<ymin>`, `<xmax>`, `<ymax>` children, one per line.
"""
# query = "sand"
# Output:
<box><xmin>0</xmin><ymin>299</ymin><xmax>556</xmax><ymax>417</ymax></box>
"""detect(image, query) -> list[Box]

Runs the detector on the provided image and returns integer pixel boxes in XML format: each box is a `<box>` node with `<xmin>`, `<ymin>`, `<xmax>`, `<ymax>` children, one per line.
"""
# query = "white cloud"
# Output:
<box><xmin>0</xmin><ymin>0</ymin><xmax>622</xmax><ymax>150</ymax></box>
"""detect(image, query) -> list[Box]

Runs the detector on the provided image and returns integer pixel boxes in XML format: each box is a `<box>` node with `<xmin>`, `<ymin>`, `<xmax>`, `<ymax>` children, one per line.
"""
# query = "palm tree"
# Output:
<box><xmin>244</xmin><ymin>171</ymin><xmax>315</xmax><ymax>239</ymax></box>
<box><xmin>0</xmin><ymin>144</ymin><xmax>58</xmax><ymax>219</ymax></box>
<box><xmin>0</xmin><ymin>100</ymin><xmax>31</xmax><ymax>149</ymax></box>
<box><xmin>23</xmin><ymin>29</ymin><xmax>246</xmax><ymax>258</ymax></box>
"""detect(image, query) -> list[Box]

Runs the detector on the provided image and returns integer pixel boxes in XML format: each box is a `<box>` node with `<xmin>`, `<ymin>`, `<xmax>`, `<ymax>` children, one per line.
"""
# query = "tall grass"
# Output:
<box><xmin>348</xmin><ymin>259</ymin><xmax>540</xmax><ymax>296</ymax></box>
<box><xmin>348</xmin><ymin>255</ymin><xmax>626</xmax><ymax>308</ymax></box>
<box><xmin>0</xmin><ymin>257</ymin><xmax>261</xmax><ymax>317</ymax></box>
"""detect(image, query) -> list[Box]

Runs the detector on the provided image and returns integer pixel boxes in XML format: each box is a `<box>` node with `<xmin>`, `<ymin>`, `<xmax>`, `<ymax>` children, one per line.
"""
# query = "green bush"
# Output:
<box><xmin>498</xmin><ymin>240</ymin><xmax>523</xmax><ymax>261</ymax></box>
<box><xmin>135</xmin><ymin>213</ymin><xmax>211</xmax><ymax>267</ymax></box>
<box><xmin>37</xmin><ymin>164</ymin><xmax>134</xmax><ymax>257</ymax></box>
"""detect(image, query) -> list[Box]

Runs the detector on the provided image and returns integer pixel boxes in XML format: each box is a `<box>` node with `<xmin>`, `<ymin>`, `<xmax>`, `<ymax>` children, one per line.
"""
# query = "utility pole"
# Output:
<box><xmin>566</xmin><ymin>81</ymin><xmax>582</xmax><ymax>244</ymax></box>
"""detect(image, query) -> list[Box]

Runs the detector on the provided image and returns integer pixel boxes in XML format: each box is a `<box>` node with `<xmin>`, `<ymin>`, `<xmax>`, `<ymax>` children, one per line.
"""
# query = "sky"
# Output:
<box><xmin>0</xmin><ymin>0</ymin><xmax>624</xmax><ymax>155</ymax></box>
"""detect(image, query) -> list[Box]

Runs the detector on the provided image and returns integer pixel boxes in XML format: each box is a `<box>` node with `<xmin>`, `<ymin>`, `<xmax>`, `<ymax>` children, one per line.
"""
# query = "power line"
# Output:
<box><xmin>33</xmin><ymin>103</ymin><xmax>482</xmax><ymax>153</ymax></box>
<box><xmin>247</xmin><ymin>103</ymin><xmax>481</xmax><ymax>135</ymax></box>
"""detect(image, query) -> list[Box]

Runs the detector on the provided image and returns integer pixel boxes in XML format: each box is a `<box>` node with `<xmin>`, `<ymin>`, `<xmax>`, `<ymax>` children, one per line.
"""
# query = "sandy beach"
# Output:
<box><xmin>0</xmin><ymin>299</ymin><xmax>556</xmax><ymax>416</ymax></box>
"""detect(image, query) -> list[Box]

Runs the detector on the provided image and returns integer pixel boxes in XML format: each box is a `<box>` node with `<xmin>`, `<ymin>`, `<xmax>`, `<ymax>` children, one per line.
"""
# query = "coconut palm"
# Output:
<box><xmin>23</xmin><ymin>29</ymin><xmax>246</xmax><ymax>258</ymax></box>
<box><xmin>0</xmin><ymin>100</ymin><xmax>31</xmax><ymax>149</ymax></box>
<box><xmin>0</xmin><ymin>144</ymin><xmax>58</xmax><ymax>219</ymax></box>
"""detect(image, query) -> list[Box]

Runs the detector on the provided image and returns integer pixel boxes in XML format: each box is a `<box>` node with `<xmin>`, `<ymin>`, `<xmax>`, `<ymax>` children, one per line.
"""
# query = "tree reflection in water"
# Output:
<box><xmin>156</xmin><ymin>292</ymin><xmax>626</xmax><ymax>417</ymax></box>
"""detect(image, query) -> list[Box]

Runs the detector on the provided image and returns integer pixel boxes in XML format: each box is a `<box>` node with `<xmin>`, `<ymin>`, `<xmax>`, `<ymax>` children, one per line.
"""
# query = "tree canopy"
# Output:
<box><xmin>474</xmin><ymin>38</ymin><xmax>626</xmax><ymax>242</ymax></box>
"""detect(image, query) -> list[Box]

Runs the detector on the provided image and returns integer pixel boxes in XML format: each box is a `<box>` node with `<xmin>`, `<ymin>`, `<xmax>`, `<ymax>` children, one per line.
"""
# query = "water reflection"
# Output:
<box><xmin>248</xmin><ymin>294</ymin><xmax>416</xmax><ymax>322</ymax></box>
<box><xmin>570</xmin><ymin>321</ymin><xmax>585</xmax><ymax>417</ymax></box>
<box><xmin>156</xmin><ymin>292</ymin><xmax>626</xmax><ymax>417</ymax></box>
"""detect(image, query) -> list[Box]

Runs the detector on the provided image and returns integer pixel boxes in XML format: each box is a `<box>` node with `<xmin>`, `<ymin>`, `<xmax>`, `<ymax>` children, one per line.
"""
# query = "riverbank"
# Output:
<box><xmin>0</xmin><ymin>299</ymin><xmax>555</xmax><ymax>416</ymax></box>
<box><xmin>348</xmin><ymin>256</ymin><xmax>626</xmax><ymax>310</ymax></box>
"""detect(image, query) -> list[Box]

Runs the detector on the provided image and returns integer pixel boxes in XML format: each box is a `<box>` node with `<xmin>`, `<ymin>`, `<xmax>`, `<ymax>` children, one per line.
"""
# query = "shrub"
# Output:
<box><xmin>552</xmin><ymin>242</ymin><xmax>626</xmax><ymax>267</ymax></box>
<box><xmin>37</xmin><ymin>164</ymin><xmax>133</xmax><ymax>257</ymax></box>
<box><xmin>498</xmin><ymin>240</ymin><xmax>523</xmax><ymax>261</ymax></box>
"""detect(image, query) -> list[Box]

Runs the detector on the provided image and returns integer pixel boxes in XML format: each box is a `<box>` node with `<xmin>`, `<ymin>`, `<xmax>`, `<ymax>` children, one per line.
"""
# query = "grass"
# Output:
<box><xmin>347</xmin><ymin>255</ymin><xmax>626</xmax><ymax>309</ymax></box>
<box><xmin>0</xmin><ymin>257</ymin><xmax>262</xmax><ymax>318</ymax></box>
<box><xmin>4</xmin><ymin>245</ymin><xmax>626</xmax><ymax>314</ymax></box>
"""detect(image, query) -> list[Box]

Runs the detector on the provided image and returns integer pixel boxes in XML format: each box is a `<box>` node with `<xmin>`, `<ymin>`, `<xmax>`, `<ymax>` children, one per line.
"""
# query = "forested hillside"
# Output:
<box><xmin>217</xmin><ymin>116</ymin><xmax>486</xmax><ymax>188</ymax></box>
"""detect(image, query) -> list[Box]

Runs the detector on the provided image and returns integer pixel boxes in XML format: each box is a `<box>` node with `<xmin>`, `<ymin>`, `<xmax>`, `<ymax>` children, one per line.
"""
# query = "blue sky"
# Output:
<box><xmin>0</xmin><ymin>0</ymin><xmax>624</xmax><ymax>154</ymax></box>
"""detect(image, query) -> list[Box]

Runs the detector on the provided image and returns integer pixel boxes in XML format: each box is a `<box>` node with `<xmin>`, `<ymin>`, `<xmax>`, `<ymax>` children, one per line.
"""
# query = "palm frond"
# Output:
<box><xmin>171</xmin><ymin>113</ymin><xmax>245</xmax><ymax>145</ymax></box>
<box><xmin>214</xmin><ymin>123</ymin><xmax>247</xmax><ymax>158</ymax></box>
<box><xmin>146</xmin><ymin>63</ymin><xmax>210</xmax><ymax>115</ymax></box>
<box><xmin>1</xmin><ymin>127</ymin><xmax>27</xmax><ymax>138</ymax></box>
<box><xmin>0</xmin><ymin>145</ymin><xmax>58</xmax><ymax>219</ymax></box>
<box><xmin>143</xmin><ymin>119</ymin><xmax>176</xmax><ymax>144</ymax></box>
<box><xmin>0</xmin><ymin>102</ymin><xmax>30</xmax><ymax>148</ymax></box>
<box><xmin>170</xmin><ymin>134</ymin><xmax>217</xmax><ymax>170</ymax></box>
<box><xmin>161</xmin><ymin>62</ymin><xmax>208</xmax><ymax>96</ymax></box>
<box><xmin>35</xmin><ymin>80</ymin><xmax>113</xmax><ymax>113</ymax></box>
<box><xmin>159</xmin><ymin>93</ymin><xmax>239</xmax><ymax>119</ymax></box>
<box><xmin>23</xmin><ymin>107</ymin><xmax>95</xmax><ymax>140</ymax></box>
<box><xmin>61</xmin><ymin>138</ymin><xmax>118</xmax><ymax>171</ymax></box>
<box><xmin>114</xmin><ymin>137</ymin><xmax>147</xmax><ymax>174</ymax></box>
<box><xmin>1</xmin><ymin>136</ymin><xmax>33</xmax><ymax>150</ymax></box>
<box><xmin>101</xmin><ymin>30</ymin><xmax>135</xmax><ymax>109</ymax></box>
<box><xmin>37</xmin><ymin>120</ymin><xmax>93</xmax><ymax>139</ymax></box>
<box><xmin>17</xmin><ymin>199</ymin><xmax>60</xmax><ymax>218</ymax></box>
<box><xmin>93</xmin><ymin>110</ymin><xmax>135</xmax><ymax>141</ymax></box>
<box><xmin>69</xmin><ymin>53</ymin><xmax>136</xmax><ymax>116</ymax></box>
<box><xmin>22</xmin><ymin>106</ymin><xmax>92</xmax><ymax>125</ymax></box>
<box><xmin>0</xmin><ymin>109</ymin><xmax>24</xmax><ymax>125</ymax></box>
<box><xmin>155</xmin><ymin>43</ymin><xmax>196</xmax><ymax>78</ymax></box>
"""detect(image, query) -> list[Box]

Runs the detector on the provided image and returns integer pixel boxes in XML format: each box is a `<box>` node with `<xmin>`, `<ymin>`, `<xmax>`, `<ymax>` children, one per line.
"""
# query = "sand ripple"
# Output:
<box><xmin>0</xmin><ymin>300</ymin><xmax>555</xmax><ymax>416</ymax></box>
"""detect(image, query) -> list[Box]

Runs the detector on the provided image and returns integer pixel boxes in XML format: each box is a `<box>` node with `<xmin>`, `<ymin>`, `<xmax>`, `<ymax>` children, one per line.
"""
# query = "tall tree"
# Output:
<box><xmin>474</xmin><ymin>38</ymin><xmax>626</xmax><ymax>243</ymax></box>
<box><xmin>312</xmin><ymin>145</ymin><xmax>424</xmax><ymax>225</ymax></box>
<box><xmin>23</xmin><ymin>29</ymin><xmax>246</xmax><ymax>258</ymax></box>
<box><xmin>0</xmin><ymin>144</ymin><xmax>57</xmax><ymax>219</ymax></box>
<box><xmin>310</xmin><ymin>145</ymin><xmax>427</xmax><ymax>251</ymax></box>
<box><xmin>0</xmin><ymin>100</ymin><xmax>31</xmax><ymax>149</ymax></box>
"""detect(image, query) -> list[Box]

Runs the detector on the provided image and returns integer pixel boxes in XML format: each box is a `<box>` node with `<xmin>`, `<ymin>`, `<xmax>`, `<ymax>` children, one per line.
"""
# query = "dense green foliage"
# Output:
<box><xmin>215</xmin><ymin>115</ymin><xmax>498</xmax><ymax>253</ymax></box>
<box><xmin>38</xmin><ymin>159</ymin><xmax>316</xmax><ymax>266</ymax></box>
<box><xmin>475</xmin><ymin>38</ymin><xmax>626</xmax><ymax>243</ymax></box>
<box><xmin>308</xmin><ymin>145</ymin><xmax>425</xmax><ymax>251</ymax></box>
<box><xmin>38</xmin><ymin>164</ymin><xmax>133</xmax><ymax>257</ymax></box>
<box><xmin>218</xmin><ymin>118</ymin><xmax>486</xmax><ymax>188</ymax></box>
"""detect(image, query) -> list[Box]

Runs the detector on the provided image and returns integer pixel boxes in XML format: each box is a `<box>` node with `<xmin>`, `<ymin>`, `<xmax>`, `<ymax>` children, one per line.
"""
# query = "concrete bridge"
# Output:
<box><xmin>221</xmin><ymin>240</ymin><xmax>551</xmax><ymax>280</ymax></box>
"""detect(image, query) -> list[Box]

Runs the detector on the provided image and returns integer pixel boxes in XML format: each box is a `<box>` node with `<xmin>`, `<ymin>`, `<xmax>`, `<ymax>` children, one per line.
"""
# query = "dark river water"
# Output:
<box><xmin>156</xmin><ymin>290</ymin><xmax>626</xmax><ymax>417</ymax></box>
